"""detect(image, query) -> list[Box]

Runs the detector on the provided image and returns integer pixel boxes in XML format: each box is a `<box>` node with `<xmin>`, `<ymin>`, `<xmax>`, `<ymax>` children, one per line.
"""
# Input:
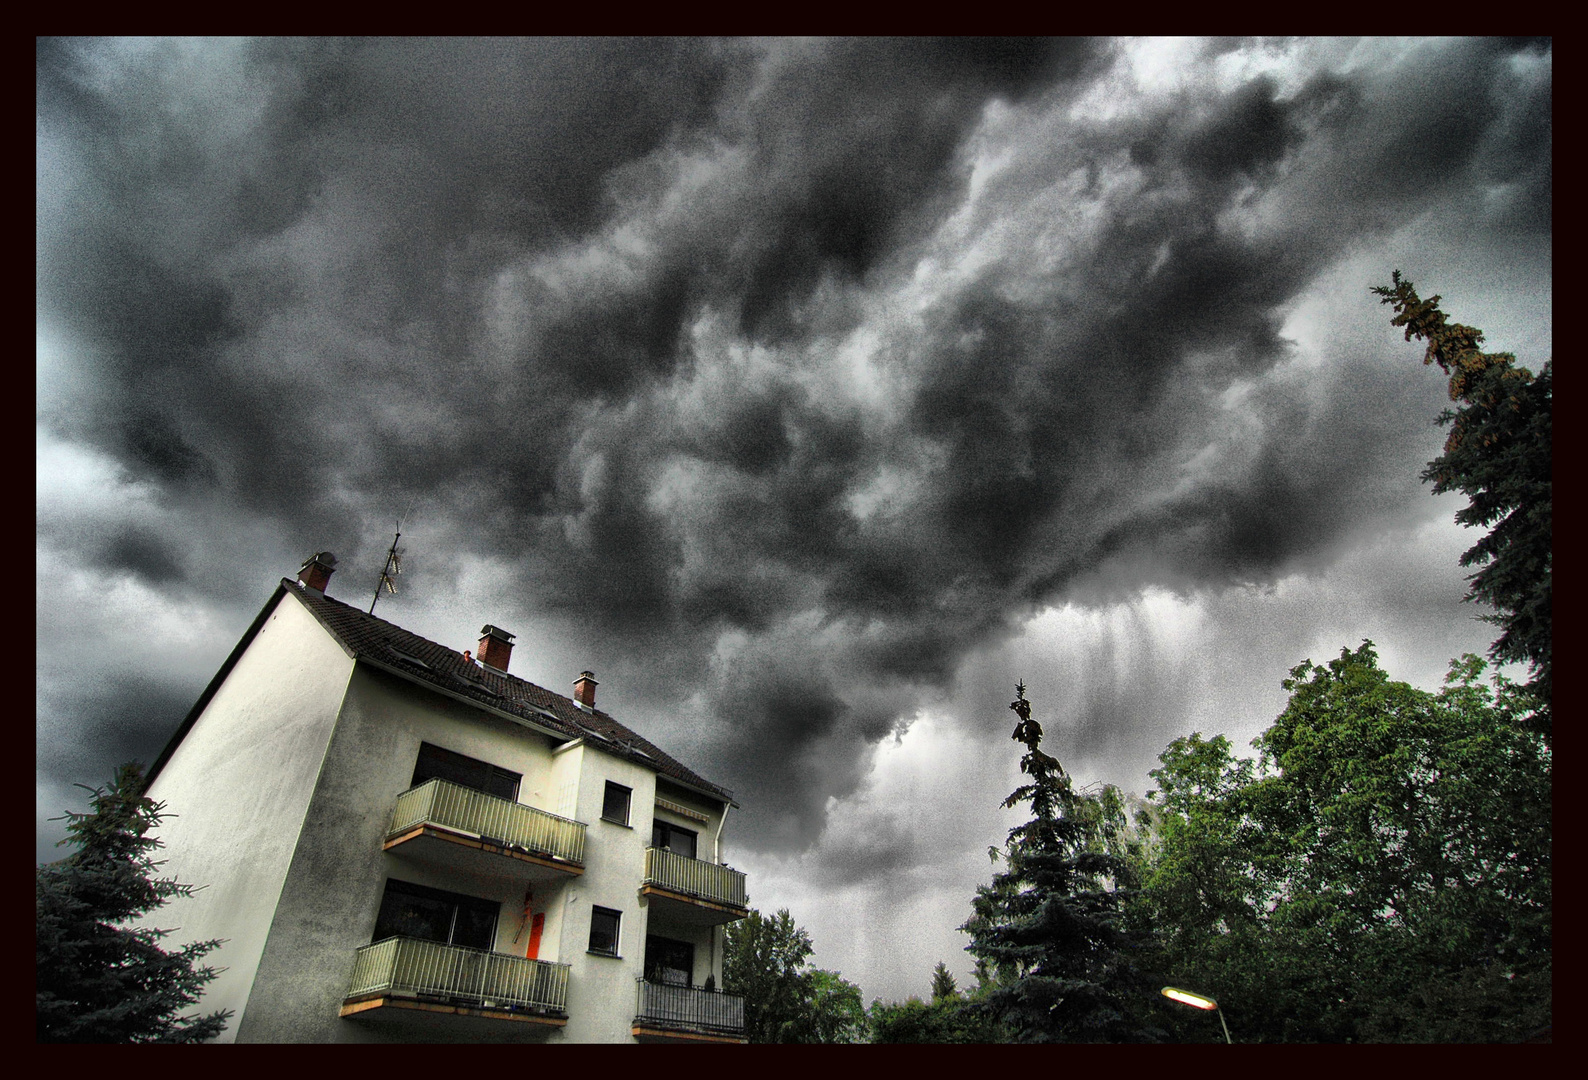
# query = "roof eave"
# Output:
<box><xmin>657</xmin><ymin>773</ymin><xmax>740</xmax><ymax>810</ymax></box>
<box><xmin>355</xmin><ymin>654</ymin><xmax>574</xmax><ymax>745</ymax></box>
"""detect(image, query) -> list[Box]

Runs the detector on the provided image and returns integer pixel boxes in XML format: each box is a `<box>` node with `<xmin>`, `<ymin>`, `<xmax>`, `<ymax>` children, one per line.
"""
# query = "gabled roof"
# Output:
<box><xmin>147</xmin><ymin>579</ymin><xmax>734</xmax><ymax>807</ymax></box>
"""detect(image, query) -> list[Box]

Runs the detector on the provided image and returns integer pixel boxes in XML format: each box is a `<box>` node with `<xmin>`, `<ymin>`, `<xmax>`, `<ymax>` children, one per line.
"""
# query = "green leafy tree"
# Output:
<box><xmin>869</xmin><ymin>961</ymin><xmax>1006</xmax><ymax>1043</ymax></box>
<box><xmin>1372</xmin><ymin>272</ymin><xmax>1552</xmax><ymax>727</ymax></box>
<box><xmin>870</xmin><ymin>994</ymin><xmax>1005</xmax><ymax>1043</ymax></box>
<box><xmin>1141</xmin><ymin>644</ymin><xmax>1551</xmax><ymax>1042</ymax></box>
<box><xmin>36</xmin><ymin>763</ymin><xmax>232</xmax><ymax>1043</ymax></box>
<box><xmin>961</xmin><ymin>683</ymin><xmax>1160</xmax><ymax>1043</ymax></box>
<box><xmin>724</xmin><ymin>908</ymin><xmax>812</xmax><ymax>1043</ymax></box>
<box><xmin>723</xmin><ymin>907</ymin><xmax>865</xmax><ymax>1043</ymax></box>
<box><xmin>786</xmin><ymin>970</ymin><xmax>868</xmax><ymax>1044</ymax></box>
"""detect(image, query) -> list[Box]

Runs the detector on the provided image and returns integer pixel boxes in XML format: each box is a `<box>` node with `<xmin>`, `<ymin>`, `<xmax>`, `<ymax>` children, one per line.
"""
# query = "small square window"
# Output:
<box><xmin>588</xmin><ymin>906</ymin><xmax>622</xmax><ymax>956</ymax></box>
<box><xmin>602</xmin><ymin>781</ymin><xmax>632</xmax><ymax>825</ymax></box>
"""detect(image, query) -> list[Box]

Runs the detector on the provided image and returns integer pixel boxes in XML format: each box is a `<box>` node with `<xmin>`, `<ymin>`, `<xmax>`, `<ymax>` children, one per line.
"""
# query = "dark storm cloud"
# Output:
<box><xmin>705</xmin><ymin>38</ymin><xmax>1103</xmax><ymax>340</ymax></box>
<box><xmin>37</xmin><ymin>38</ymin><xmax>1551</xmax><ymax>856</ymax></box>
<box><xmin>92</xmin><ymin>523</ymin><xmax>191</xmax><ymax>585</ymax></box>
<box><xmin>37</xmin><ymin>674</ymin><xmax>197</xmax><ymax>779</ymax></box>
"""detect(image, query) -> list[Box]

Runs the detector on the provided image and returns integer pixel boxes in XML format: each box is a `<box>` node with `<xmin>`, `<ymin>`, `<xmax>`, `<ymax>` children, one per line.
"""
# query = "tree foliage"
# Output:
<box><xmin>722</xmin><ymin>907</ymin><xmax>865</xmax><ymax>1043</ymax></box>
<box><xmin>1140</xmin><ymin>644</ymin><xmax>1551</xmax><ymax>1042</ymax></box>
<box><xmin>930</xmin><ymin>960</ymin><xmax>958</xmax><ymax>1001</ymax></box>
<box><xmin>36</xmin><ymin>763</ymin><xmax>232</xmax><ymax>1043</ymax></box>
<box><xmin>870</xmin><ymin>995</ymin><xmax>1002</xmax><ymax>1044</ymax></box>
<box><xmin>961</xmin><ymin>683</ymin><xmax>1160</xmax><ymax>1043</ymax></box>
<box><xmin>1372</xmin><ymin>272</ymin><xmax>1552</xmax><ymax>726</ymax></box>
<box><xmin>869</xmin><ymin>961</ymin><xmax>1005</xmax><ymax>1043</ymax></box>
<box><xmin>786</xmin><ymin>969</ymin><xmax>868</xmax><ymax>1044</ymax></box>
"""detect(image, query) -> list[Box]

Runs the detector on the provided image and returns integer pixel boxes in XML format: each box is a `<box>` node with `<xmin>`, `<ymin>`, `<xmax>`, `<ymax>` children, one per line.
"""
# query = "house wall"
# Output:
<box><xmin>150</xmin><ymin>587</ymin><xmax>741</xmax><ymax>1042</ymax></box>
<box><xmin>550</xmin><ymin>741</ymin><xmax>658</xmax><ymax>1043</ymax></box>
<box><xmin>239</xmin><ymin>658</ymin><xmax>569</xmax><ymax>1043</ymax></box>
<box><xmin>142</xmin><ymin>591</ymin><xmax>357</xmax><ymax>1042</ymax></box>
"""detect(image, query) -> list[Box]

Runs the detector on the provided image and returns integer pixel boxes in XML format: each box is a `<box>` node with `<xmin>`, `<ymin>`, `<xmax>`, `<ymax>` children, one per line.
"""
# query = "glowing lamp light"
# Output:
<box><xmin>1161</xmin><ymin>986</ymin><xmax>1232</xmax><ymax>1043</ymax></box>
<box><xmin>1161</xmin><ymin>986</ymin><xmax>1218</xmax><ymax>1010</ymax></box>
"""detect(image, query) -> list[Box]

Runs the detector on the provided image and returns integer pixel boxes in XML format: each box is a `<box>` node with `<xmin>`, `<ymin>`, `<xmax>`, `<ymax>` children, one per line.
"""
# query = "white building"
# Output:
<box><xmin>142</xmin><ymin>552</ymin><xmax>749</xmax><ymax>1043</ymax></box>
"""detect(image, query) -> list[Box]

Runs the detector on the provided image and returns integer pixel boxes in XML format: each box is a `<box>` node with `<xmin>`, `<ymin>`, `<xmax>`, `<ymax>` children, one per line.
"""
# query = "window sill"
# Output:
<box><xmin>599</xmin><ymin>817</ymin><xmax>633</xmax><ymax>828</ymax></box>
<box><xmin>587</xmin><ymin>950</ymin><xmax>622</xmax><ymax>959</ymax></box>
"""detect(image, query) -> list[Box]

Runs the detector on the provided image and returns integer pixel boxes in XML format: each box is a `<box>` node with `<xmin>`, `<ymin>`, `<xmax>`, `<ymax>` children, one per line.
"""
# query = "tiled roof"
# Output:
<box><xmin>286</xmin><ymin>580</ymin><xmax>734</xmax><ymax>805</ymax></box>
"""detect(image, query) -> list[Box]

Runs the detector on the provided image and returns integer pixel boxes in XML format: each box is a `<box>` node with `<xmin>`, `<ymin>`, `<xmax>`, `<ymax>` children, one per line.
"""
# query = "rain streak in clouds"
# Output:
<box><xmin>38</xmin><ymin>38</ymin><xmax>1550</xmax><ymax>1000</ymax></box>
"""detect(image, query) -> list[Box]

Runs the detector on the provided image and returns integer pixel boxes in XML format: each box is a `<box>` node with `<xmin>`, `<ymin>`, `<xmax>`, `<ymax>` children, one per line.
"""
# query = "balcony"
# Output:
<box><xmin>632</xmin><ymin>979</ymin><xmax>746</xmax><ymax>1043</ymax></box>
<box><xmin>341</xmin><ymin>936</ymin><xmax>569</xmax><ymax>1027</ymax></box>
<box><xmin>384</xmin><ymin>778</ymin><xmax>586</xmax><ymax>879</ymax></box>
<box><xmin>641</xmin><ymin>848</ymin><xmax>748</xmax><ymax>925</ymax></box>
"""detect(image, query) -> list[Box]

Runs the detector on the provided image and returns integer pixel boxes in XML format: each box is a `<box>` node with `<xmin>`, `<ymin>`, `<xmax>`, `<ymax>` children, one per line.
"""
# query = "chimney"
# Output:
<box><xmin>573</xmin><ymin>671</ymin><xmax>598</xmax><ymax>710</ymax></box>
<box><xmin>298</xmin><ymin>551</ymin><xmax>337</xmax><ymax>596</ymax></box>
<box><xmin>477</xmin><ymin>625</ymin><xmax>515</xmax><ymax>673</ymax></box>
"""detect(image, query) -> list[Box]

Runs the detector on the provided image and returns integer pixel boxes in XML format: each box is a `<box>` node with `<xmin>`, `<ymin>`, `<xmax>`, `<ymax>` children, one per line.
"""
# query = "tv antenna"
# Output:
<box><xmin>369</xmin><ymin>508</ymin><xmax>412</xmax><ymax>615</ymax></box>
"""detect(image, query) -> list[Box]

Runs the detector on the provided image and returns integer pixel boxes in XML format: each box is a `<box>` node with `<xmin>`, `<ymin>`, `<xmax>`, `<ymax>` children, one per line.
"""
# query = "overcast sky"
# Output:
<box><xmin>37</xmin><ymin>37</ymin><xmax>1551</xmax><ymax>1007</ymax></box>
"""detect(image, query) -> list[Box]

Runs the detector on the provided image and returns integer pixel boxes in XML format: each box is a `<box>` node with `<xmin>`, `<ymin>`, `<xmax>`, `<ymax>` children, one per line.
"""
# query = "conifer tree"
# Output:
<box><xmin>930</xmin><ymin>961</ymin><xmax>958</xmax><ymax>1002</ymax></box>
<box><xmin>961</xmin><ymin>683</ymin><xmax>1158</xmax><ymax>1042</ymax></box>
<box><xmin>36</xmin><ymin>763</ymin><xmax>231</xmax><ymax>1043</ymax></box>
<box><xmin>1372</xmin><ymin>272</ymin><xmax>1551</xmax><ymax>729</ymax></box>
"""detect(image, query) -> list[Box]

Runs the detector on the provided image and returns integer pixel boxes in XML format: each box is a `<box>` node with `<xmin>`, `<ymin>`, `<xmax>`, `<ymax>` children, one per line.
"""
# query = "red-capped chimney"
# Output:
<box><xmin>298</xmin><ymin>552</ymin><xmax>337</xmax><ymax>595</ymax></box>
<box><xmin>573</xmin><ymin>671</ymin><xmax>598</xmax><ymax>710</ymax></box>
<box><xmin>478</xmin><ymin>625</ymin><xmax>515</xmax><ymax>673</ymax></box>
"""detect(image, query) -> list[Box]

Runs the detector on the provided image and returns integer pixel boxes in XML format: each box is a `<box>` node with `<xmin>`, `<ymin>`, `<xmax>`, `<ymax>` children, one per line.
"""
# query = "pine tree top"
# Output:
<box><xmin>1371</xmin><ymin>272</ymin><xmax>1551</xmax><ymax>723</ymax></box>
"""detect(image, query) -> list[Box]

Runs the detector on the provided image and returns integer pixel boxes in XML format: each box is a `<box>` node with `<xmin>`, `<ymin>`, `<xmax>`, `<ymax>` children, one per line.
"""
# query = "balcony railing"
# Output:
<box><xmin>346</xmin><ymin>937</ymin><xmax>570</xmax><ymax>1015</ymax></box>
<box><xmin>390</xmin><ymin>778</ymin><xmax>586</xmax><ymax>866</ymax></box>
<box><xmin>635</xmin><ymin>979</ymin><xmax>745</xmax><ymax>1037</ymax></box>
<box><xmin>643</xmin><ymin>848</ymin><xmax>747</xmax><ymax>909</ymax></box>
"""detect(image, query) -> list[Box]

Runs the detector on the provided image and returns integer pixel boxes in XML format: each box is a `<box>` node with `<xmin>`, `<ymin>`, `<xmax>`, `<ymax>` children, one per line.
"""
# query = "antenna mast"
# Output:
<box><xmin>369</xmin><ymin>524</ymin><xmax>404</xmax><ymax>615</ymax></box>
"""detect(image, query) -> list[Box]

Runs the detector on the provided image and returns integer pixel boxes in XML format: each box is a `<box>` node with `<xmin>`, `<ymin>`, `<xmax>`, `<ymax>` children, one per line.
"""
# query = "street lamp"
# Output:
<box><xmin>1161</xmin><ymin>986</ymin><xmax>1232</xmax><ymax>1044</ymax></box>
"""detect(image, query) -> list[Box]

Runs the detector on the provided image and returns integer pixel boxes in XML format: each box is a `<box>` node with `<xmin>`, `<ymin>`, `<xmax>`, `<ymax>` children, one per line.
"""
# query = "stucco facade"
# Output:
<box><xmin>144</xmin><ymin>562</ymin><xmax>747</xmax><ymax>1043</ymax></box>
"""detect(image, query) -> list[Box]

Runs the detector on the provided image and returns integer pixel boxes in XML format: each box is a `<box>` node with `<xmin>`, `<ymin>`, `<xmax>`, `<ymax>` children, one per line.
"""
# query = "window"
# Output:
<box><xmin>644</xmin><ymin>935</ymin><xmax>695</xmax><ymax>987</ymax></box>
<box><xmin>651</xmin><ymin>820</ymin><xmax>698</xmax><ymax>861</ymax></box>
<box><xmin>373</xmin><ymin>878</ymin><xmax>499</xmax><ymax>951</ymax></box>
<box><xmin>588</xmin><ymin>906</ymin><xmax>622</xmax><ymax>956</ymax></box>
<box><xmin>602</xmin><ymin>781</ymin><xmax>632</xmax><ymax>825</ymax></box>
<box><xmin>411</xmin><ymin>742</ymin><xmax>520</xmax><ymax>802</ymax></box>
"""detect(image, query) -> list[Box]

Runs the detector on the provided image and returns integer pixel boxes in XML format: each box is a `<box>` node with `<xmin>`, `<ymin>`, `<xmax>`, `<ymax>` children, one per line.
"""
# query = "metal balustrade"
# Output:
<box><xmin>346</xmin><ymin>937</ymin><xmax>570</xmax><ymax>1014</ymax></box>
<box><xmin>635</xmin><ymin>979</ymin><xmax>746</xmax><ymax>1036</ymax></box>
<box><xmin>643</xmin><ymin>847</ymin><xmax>748</xmax><ymax>908</ymax></box>
<box><xmin>389</xmin><ymin>778</ymin><xmax>586</xmax><ymax>866</ymax></box>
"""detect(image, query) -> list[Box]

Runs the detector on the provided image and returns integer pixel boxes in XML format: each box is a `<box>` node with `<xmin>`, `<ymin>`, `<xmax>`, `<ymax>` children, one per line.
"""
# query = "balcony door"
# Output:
<box><xmin>644</xmin><ymin>934</ymin><xmax>695</xmax><ymax>987</ymax></box>
<box><xmin>373</xmin><ymin>878</ymin><xmax>499</xmax><ymax>951</ymax></box>
<box><xmin>411</xmin><ymin>742</ymin><xmax>520</xmax><ymax>801</ymax></box>
<box><xmin>651</xmin><ymin>820</ymin><xmax>697</xmax><ymax>861</ymax></box>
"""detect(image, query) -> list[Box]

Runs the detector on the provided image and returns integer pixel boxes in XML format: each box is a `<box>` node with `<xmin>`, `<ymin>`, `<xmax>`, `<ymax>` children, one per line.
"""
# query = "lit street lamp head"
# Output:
<box><xmin>1161</xmin><ymin>986</ymin><xmax>1218</xmax><ymax>1010</ymax></box>
<box><xmin>1162</xmin><ymin>986</ymin><xmax>1231</xmax><ymax>1043</ymax></box>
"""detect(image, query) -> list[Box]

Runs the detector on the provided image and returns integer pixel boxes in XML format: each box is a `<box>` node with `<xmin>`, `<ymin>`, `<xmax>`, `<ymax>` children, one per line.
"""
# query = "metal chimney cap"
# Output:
<box><xmin>479</xmin><ymin>624</ymin><xmax>516</xmax><ymax>642</ymax></box>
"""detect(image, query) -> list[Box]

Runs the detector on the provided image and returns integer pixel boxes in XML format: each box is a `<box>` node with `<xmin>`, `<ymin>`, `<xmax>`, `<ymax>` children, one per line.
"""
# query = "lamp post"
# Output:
<box><xmin>1161</xmin><ymin>986</ymin><xmax>1232</xmax><ymax>1044</ymax></box>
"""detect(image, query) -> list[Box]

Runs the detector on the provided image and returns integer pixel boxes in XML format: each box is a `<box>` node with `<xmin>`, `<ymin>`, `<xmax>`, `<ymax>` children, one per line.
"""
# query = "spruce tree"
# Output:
<box><xmin>1372</xmin><ymin>272</ymin><xmax>1551</xmax><ymax>730</ymax></box>
<box><xmin>961</xmin><ymin>683</ymin><xmax>1158</xmax><ymax>1042</ymax></box>
<box><xmin>930</xmin><ymin>961</ymin><xmax>958</xmax><ymax>1002</ymax></box>
<box><xmin>36</xmin><ymin>763</ymin><xmax>232</xmax><ymax>1043</ymax></box>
